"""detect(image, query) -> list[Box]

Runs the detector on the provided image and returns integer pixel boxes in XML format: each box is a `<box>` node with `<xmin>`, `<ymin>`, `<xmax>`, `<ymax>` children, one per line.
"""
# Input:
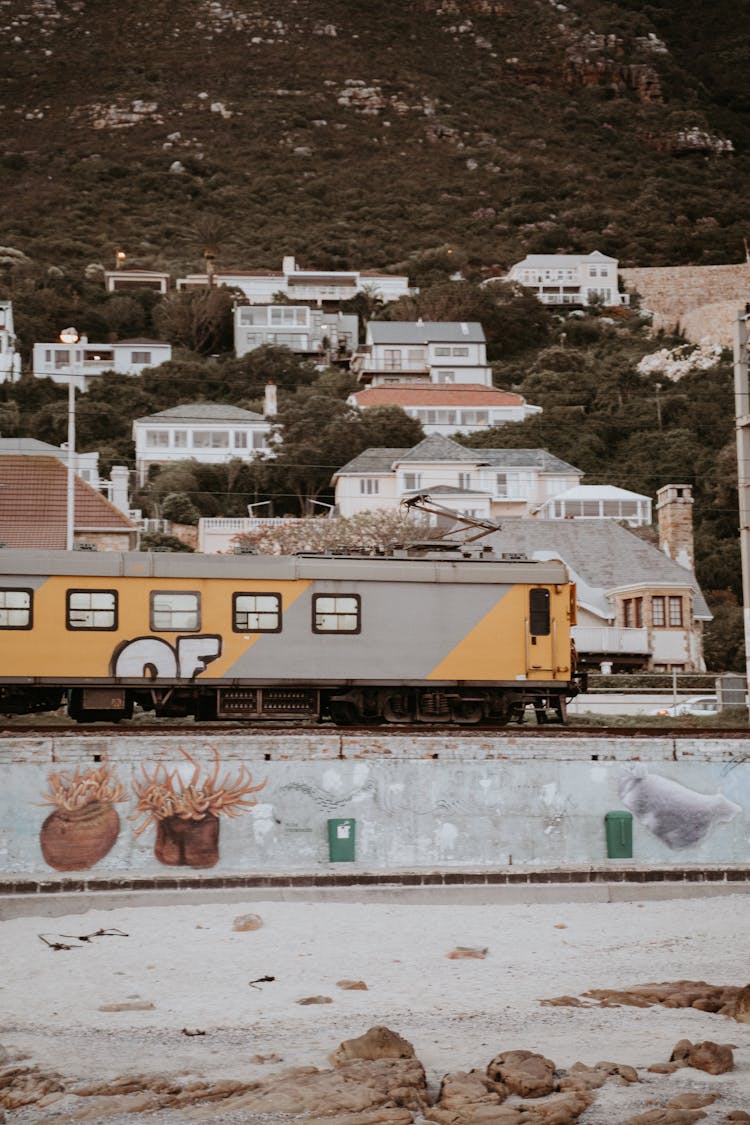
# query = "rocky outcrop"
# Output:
<box><xmin>542</xmin><ymin>980</ymin><xmax>749</xmax><ymax>1017</ymax></box>
<box><xmin>0</xmin><ymin>1023</ymin><xmax>738</xmax><ymax>1122</ymax></box>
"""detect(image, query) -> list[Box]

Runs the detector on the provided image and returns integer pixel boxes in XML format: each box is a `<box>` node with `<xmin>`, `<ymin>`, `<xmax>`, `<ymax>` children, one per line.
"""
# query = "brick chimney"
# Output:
<box><xmin>656</xmin><ymin>484</ymin><xmax>694</xmax><ymax>570</ymax></box>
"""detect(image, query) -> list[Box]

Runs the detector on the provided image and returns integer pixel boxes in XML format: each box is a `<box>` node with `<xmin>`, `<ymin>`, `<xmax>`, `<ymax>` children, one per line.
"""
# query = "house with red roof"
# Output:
<box><xmin>348</xmin><ymin>382</ymin><xmax>541</xmax><ymax>435</ymax></box>
<box><xmin>0</xmin><ymin>455</ymin><xmax>138</xmax><ymax>550</ymax></box>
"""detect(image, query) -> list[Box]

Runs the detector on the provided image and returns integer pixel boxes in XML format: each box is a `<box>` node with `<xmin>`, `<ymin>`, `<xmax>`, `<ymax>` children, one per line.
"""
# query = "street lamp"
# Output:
<box><xmin>733</xmin><ymin>310</ymin><xmax>750</xmax><ymax>718</ymax></box>
<box><xmin>59</xmin><ymin>327</ymin><xmax>79</xmax><ymax>551</ymax></box>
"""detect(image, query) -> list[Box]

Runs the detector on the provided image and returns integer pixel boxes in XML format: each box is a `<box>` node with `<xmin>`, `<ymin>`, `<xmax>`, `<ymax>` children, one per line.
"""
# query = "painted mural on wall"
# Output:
<box><xmin>618</xmin><ymin>764</ymin><xmax>742</xmax><ymax>850</ymax></box>
<box><xmin>132</xmin><ymin>747</ymin><xmax>267</xmax><ymax>868</ymax></box>
<box><xmin>39</xmin><ymin>765</ymin><xmax>126</xmax><ymax>871</ymax></box>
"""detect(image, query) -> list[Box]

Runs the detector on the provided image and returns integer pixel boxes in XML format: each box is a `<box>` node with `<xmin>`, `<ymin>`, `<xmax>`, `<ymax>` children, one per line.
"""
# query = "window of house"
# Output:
<box><xmin>403</xmin><ymin>472</ymin><xmax>422</xmax><ymax>491</ymax></box>
<box><xmin>407</xmin><ymin>348</ymin><xmax>425</xmax><ymax>365</ymax></box>
<box><xmin>151</xmin><ymin>591</ymin><xmax>200</xmax><ymax>631</ymax></box>
<box><xmin>193</xmin><ymin>431</ymin><xmax>230</xmax><ymax>448</ymax></box>
<box><xmin>234</xmin><ymin>431</ymin><xmax>248</xmax><ymax>448</ymax></box>
<box><xmin>384</xmin><ymin>349</ymin><xmax>402</xmax><ymax>370</ymax></box>
<box><xmin>252</xmin><ymin>431</ymin><xmax>267</xmax><ymax>449</ymax></box>
<box><xmin>452</xmin><ymin>346</ymin><xmax>469</xmax><ymax>357</ymax></box>
<box><xmin>436</xmin><ymin>370</ymin><xmax>455</xmax><ymax>383</ymax></box>
<box><xmin>529</xmin><ymin>588</ymin><xmax>550</xmax><ymax>635</ymax></box>
<box><xmin>458</xmin><ymin>472</ymin><xmax>472</xmax><ymax>490</ymax></box>
<box><xmin>131</xmin><ymin>351</ymin><xmax>152</xmax><ymax>365</ymax></box>
<box><xmin>652</xmin><ymin>595</ymin><xmax>665</xmax><ymax>626</ymax></box>
<box><xmin>435</xmin><ymin>346</ymin><xmax>451</xmax><ymax>356</ymax></box>
<box><xmin>313</xmin><ymin>594</ymin><xmax>361</xmax><ymax>634</ymax></box>
<box><xmin>623</xmin><ymin>598</ymin><xmax>633</xmax><ymax>628</ymax></box>
<box><xmin>496</xmin><ymin>473</ymin><xmax>508</xmax><ymax>496</ymax></box>
<box><xmin>67</xmin><ymin>590</ymin><xmax>118</xmax><ymax>630</ymax></box>
<box><xmin>146</xmin><ymin>430</ymin><xmax>169</xmax><ymax>448</ymax></box>
<box><xmin>359</xmin><ymin>478</ymin><xmax>380</xmax><ymax>495</ymax></box>
<box><xmin>634</xmin><ymin>597</ymin><xmax>643</xmax><ymax>628</ymax></box>
<box><xmin>271</xmin><ymin>332</ymin><xmax>306</xmax><ymax>348</ymax></box>
<box><xmin>54</xmin><ymin>349</ymin><xmax>71</xmax><ymax>369</ymax></box>
<box><xmin>668</xmin><ymin>596</ymin><xmax>683</xmax><ymax>626</ymax></box>
<box><xmin>85</xmin><ymin>349</ymin><xmax>114</xmax><ymax>364</ymax></box>
<box><xmin>233</xmin><ymin>592</ymin><xmax>281</xmax><ymax>633</ymax></box>
<box><xmin>462</xmin><ymin>411</ymin><xmax>488</xmax><ymax>426</ymax></box>
<box><xmin>270</xmin><ymin>307</ymin><xmax>308</xmax><ymax>326</ymax></box>
<box><xmin>0</xmin><ymin>588</ymin><xmax>32</xmax><ymax>629</ymax></box>
<box><xmin>174</xmin><ymin>430</ymin><xmax>188</xmax><ymax>448</ymax></box>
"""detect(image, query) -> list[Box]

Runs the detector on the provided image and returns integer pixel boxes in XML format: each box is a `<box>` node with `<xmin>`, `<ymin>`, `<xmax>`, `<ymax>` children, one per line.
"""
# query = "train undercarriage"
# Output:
<box><xmin>1</xmin><ymin>680</ymin><xmax>580</xmax><ymax>726</ymax></box>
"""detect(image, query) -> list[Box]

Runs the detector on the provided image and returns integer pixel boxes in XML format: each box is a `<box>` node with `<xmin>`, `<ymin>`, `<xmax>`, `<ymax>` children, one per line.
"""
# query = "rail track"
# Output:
<box><xmin>1</xmin><ymin>721</ymin><xmax>749</xmax><ymax>739</ymax></box>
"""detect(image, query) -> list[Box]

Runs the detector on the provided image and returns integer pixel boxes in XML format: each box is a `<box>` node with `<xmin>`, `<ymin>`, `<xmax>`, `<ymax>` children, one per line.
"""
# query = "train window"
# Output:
<box><xmin>233</xmin><ymin>592</ymin><xmax>281</xmax><ymax>633</ymax></box>
<box><xmin>312</xmin><ymin>594</ymin><xmax>361</xmax><ymax>634</ymax></box>
<box><xmin>150</xmin><ymin>591</ymin><xmax>200</xmax><ymax>631</ymax></box>
<box><xmin>0</xmin><ymin>588</ymin><xmax>32</xmax><ymax>629</ymax></box>
<box><xmin>66</xmin><ymin>590</ymin><xmax>118</xmax><ymax>630</ymax></box>
<box><xmin>529</xmin><ymin>588</ymin><xmax>550</xmax><ymax>635</ymax></box>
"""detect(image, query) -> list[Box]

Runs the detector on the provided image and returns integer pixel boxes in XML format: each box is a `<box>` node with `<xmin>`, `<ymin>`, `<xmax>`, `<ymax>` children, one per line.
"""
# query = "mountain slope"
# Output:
<box><xmin>0</xmin><ymin>0</ymin><xmax>749</xmax><ymax>276</ymax></box>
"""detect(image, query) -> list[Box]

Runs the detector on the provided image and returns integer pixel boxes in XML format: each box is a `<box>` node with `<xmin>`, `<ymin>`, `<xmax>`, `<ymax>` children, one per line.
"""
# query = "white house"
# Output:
<box><xmin>504</xmin><ymin>251</ymin><xmax>629</xmax><ymax>308</ymax></box>
<box><xmin>352</xmin><ymin>322</ymin><xmax>493</xmax><ymax>386</ymax></box>
<box><xmin>33</xmin><ymin>336</ymin><xmax>172</xmax><ymax>391</ymax></box>
<box><xmin>0</xmin><ymin>301</ymin><xmax>21</xmax><ymax>384</ymax></box>
<box><xmin>234</xmin><ymin>304</ymin><xmax>359</xmax><ymax>363</ymax></box>
<box><xmin>133</xmin><ymin>401</ymin><xmax>274</xmax><ymax>485</ymax></box>
<box><xmin>347</xmin><ymin>383</ymin><xmax>542</xmax><ymax>435</ymax></box>
<box><xmin>178</xmin><ymin>255</ymin><xmax>413</xmax><ymax>305</ymax></box>
<box><xmin>332</xmin><ymin>434</ymin><xmax>582</xmax><ymax>519</ymax></box>
<box><xmin>104</xmin><ymin>269</ymin><xmax>170</xmax><ymax>294</ymax></box>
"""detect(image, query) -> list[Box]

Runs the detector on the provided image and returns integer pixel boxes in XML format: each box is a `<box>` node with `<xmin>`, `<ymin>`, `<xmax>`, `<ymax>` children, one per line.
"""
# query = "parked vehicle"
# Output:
<box><xmin>652</xmin><ymin>695</ymin><xmax>719</xmax><ymax>717</ymax></box>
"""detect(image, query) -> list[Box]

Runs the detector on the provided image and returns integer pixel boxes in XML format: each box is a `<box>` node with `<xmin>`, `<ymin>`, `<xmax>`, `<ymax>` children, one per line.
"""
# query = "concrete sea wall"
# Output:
<box><xmin>2</xmin><ymin>732</ymin><xmax>749</xmax><ymax>877</ymax></box>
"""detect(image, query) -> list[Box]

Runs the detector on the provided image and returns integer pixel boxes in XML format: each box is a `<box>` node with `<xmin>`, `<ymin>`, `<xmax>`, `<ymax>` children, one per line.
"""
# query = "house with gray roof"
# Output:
<box><xmin>484</xmin><ymin>515</ymin><xmax>709</xmax><ymax>673</ymax></box>
<box><xmin>504</xmin><ymin>250</ymin><xmax>629</xmax><ymax>309</ymax></box>
<box><xmin>132</xmin><ymin>400</ymin><xmax>273</xmax><ymax>484</ymax></box>
<box><xmin>332</xmin><ymin>434</ymin><xmax>582</xmax><ymax>519</ymax></box>
<box><xmin>351</xmin><ymin>321</ymin><xmax>494</xmax><ymax>387</ymax></box>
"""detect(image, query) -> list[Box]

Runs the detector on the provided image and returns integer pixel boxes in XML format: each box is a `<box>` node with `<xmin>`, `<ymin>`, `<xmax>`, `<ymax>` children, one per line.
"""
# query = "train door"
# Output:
<box><xmin>526</xmin><ymin>587</ymin><xmax>555</xmax><ymax>676</ymax></box>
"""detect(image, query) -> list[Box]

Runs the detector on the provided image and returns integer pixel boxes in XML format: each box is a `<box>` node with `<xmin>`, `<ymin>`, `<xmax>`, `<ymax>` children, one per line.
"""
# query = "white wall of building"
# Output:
<box><xmin>33</xmin><ymin>338</ymin><xmax>172</xmax><ymax>391</ymax></box>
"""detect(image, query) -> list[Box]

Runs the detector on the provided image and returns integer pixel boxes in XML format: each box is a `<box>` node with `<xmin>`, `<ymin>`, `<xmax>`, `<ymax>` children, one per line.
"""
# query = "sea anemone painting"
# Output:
<box><xmin>132</xmin><ymin>746</ymin><xmax>266</xmax><ymax>868</ymax></box>
<box><xmin>39</xmin><ymin>765</ymin><xmax>126</xmax><ymax>871</ymax></box>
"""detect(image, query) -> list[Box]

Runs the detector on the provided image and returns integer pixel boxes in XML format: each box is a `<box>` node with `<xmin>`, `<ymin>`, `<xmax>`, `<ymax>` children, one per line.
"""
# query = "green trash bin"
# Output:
<box><xmin>605</xmin><ymin>810</ymin><xmax>633</xmax><ymax>859</ymax></box>
<box><xmin>327</xmin><ymin>818</ymin><xmax>356</xmax><ymax>862</ymax></box>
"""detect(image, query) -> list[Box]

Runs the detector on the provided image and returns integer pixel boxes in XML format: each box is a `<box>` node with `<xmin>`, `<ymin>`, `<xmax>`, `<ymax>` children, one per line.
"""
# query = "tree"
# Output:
<box><xmin>271</xmin><ymin>391</ymin><xmax>367</xmax><ymax>510</ymax></box>
<box><xmin>153</xmin><ymin>287</ymin><xmax>236</xmax><ymax>354</ymax></box>
<box><xmin>160</xmin><ymin>491</ymin><xmax>202</xmax><ymax>525</ymax></box>
<box><xmin>360</xmin><ymin>404</ymin><xmax>424</xmax><ymax>448</ymax></box>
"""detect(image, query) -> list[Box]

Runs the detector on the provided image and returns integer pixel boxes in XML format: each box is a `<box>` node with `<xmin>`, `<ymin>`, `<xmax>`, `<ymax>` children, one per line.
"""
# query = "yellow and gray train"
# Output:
<box><xmin>0</xmin><ymin>546</ymin><xmax>582</xmax><ymax>725</ymax></box>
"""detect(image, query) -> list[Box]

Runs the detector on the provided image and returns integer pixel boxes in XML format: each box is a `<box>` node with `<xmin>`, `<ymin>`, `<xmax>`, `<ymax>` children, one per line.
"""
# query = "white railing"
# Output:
<box><xmin>573</xmin><ymin>626</ymin><xmax>650</xmax><ymax>654</ymax></box>
<box><xmin>354</xmin><ymin>359</ymin><xmax>431</xmax><ymax>373</ymax></box>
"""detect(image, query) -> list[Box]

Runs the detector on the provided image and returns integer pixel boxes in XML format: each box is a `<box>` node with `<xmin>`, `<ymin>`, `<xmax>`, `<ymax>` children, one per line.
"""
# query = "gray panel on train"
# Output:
<box><xmin>223</xmin><ymin>580</ymin><xmax>513</xmax><ymax>681</ymax></box>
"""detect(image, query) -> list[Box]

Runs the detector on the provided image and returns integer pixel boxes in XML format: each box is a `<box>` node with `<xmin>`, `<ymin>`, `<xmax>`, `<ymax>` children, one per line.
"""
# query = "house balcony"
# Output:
<box><xmin>573</xmin><ymin>626</ymin><xmax>649</xmax><ymax>656</ymax></box>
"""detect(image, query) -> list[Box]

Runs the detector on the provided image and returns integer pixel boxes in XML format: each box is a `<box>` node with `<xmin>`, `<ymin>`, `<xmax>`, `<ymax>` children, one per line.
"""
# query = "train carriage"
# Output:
<box><xmin>0</xmin><ymin>547</ymin><xmax>581</xmax><ymax>725</ymax></box>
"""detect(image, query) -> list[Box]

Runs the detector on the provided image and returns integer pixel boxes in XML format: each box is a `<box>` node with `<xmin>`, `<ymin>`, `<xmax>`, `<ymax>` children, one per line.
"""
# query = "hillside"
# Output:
<box><xmin>1</xmin><ymin>0</ymin><xmax>750</xmax><ymax>277</ymax></box>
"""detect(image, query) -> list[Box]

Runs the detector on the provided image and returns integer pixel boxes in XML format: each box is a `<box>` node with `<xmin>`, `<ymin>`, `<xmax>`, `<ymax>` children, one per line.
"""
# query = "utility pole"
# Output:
<box><xmin>733</xmin><ymin>310</ymin><xmax>750</xmax><ymax>719</ymax></box>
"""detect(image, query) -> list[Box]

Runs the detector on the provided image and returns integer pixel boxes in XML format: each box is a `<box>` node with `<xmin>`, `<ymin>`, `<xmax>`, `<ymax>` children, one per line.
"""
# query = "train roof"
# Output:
<box><xmin>0</xmin><ymin>548</ymin><xmax>569</xmax><ymax>586</ymax></box>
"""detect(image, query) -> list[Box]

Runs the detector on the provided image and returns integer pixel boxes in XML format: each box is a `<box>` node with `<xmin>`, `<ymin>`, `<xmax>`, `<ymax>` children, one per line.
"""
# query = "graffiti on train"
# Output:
<box><xmin>110</xmin><ymin>635</ymin><xmax>222</xmax><ymax>680</ymax></box>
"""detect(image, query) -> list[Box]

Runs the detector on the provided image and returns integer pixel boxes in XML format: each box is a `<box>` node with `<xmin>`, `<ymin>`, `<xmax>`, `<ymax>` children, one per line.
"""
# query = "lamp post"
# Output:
<box><xmin>59</xmin><ymin>327</ymin><xmax>79</xmax><ymax>551</ymax></box>
<box><xmin>733</xmin><ymin>310</ymin><xmax>750</xmax><ymax>719</ymax></box>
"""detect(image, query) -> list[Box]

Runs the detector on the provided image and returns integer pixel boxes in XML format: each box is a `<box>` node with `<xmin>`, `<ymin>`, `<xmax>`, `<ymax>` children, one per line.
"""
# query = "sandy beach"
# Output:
<box><xmin>2</xmin><ymin>890</ymin><xmax>749</xmax><ymax>1122</ymax></box>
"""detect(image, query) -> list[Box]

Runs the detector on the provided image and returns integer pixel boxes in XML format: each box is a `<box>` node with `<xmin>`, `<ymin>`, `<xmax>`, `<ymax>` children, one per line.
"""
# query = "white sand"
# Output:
<box><xmin>2</xmin><ymin>891</ymin><xmax>750</xmax><ymax>1122</ymax></box>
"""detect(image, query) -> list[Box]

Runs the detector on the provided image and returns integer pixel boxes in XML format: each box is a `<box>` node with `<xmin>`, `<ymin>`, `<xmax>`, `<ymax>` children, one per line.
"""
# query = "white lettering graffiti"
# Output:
<box><xmin>112</xmin><ymin>635</ymin><xmax>222</xmax><ymax>680</ymax></box>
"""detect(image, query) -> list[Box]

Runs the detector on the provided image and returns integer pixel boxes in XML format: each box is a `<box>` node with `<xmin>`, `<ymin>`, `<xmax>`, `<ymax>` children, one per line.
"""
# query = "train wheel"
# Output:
<box><xmin>330</xmin><ymin>700</ymin><xmax>359</xmax><ymax>726</ymax></box>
